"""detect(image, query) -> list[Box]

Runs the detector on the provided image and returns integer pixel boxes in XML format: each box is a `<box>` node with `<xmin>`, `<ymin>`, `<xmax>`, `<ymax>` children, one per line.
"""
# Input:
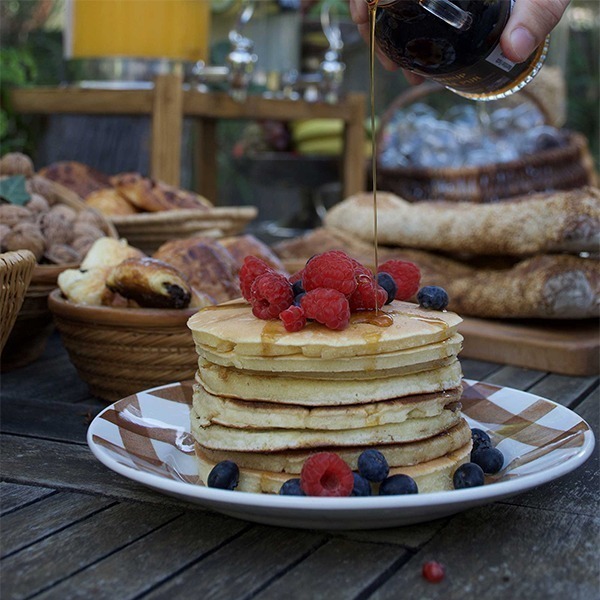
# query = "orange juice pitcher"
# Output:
<box><xmin>65</xmin><ymin>0</ymin><xmax>211</xmax><ymax>79</ymax></box>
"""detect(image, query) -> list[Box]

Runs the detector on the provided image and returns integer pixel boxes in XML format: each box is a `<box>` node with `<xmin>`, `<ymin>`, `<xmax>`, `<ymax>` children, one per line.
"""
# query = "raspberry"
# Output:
<box><xmin>279</xmin><ymin>305</ymin><xmax>307</xmax><ymax>332</ymax></box>
<box><xmin>249</xmin><ymin>271</ymin><xmax>293</xmax><ymax>320</ymax></box>
<box><xmin>289</xmin><ymin>268</ymin><xmax>304</xmax><ymax>284</ymax></box>
<box><xmin>302</xmin><ymin>251</ymin><xmax>357</xmax><ymax>296</ymax></box>
<box><xmin>239</xmin><ymin>256</ymin><xmax>274</xmax><ymax>301</ymax></box>
<box><xmin>422</xmin><ymin>561</ymin><xmax>445</xmax><ymax>583</ymax></box>
<box><xmin>300</xmin><ymin>452</ymin><xmax>354</xmax><ymax>497</ymax></box>
<box><xmin>301</xmin><ymin>289</ymin><xmax>351</xmax><ymax>330</ymax></box>
<box><xmin>378</xmin><ymin>260</ymin><xmax>421</xmax><ymax>301</ymax></box>
<box><xmin>348</xmin><ymin>273</ymin><xmax>388</xmax><ymax>311</ymax></box>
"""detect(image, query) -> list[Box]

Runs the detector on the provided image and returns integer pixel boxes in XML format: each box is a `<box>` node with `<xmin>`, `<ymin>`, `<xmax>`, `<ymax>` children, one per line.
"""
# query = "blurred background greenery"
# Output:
<box><xmin>1</xmin><ymin>0</ymin><xmax>598</xmax><ymax>167</ymax></box>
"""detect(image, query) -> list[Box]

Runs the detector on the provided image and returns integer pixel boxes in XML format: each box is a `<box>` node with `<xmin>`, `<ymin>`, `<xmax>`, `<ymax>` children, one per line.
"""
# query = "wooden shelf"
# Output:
<box><xmin>10</xmin><ymin>76</ymin><xmax>366</xmax><ymax>203</ymax></box>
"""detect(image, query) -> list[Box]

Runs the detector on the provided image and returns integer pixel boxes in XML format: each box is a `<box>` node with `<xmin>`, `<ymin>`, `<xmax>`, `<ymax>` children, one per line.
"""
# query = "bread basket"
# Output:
<box><xmin>109</xmin><ymin>206</ymin><xmax>258</xmax><ymax>254</ymax></box>
<box><xmin>1</xmin><ymin>180</ymin><xmax>118</xmax><ymax>371</ymax></box>
<box><xmin>48</xmin><ymin>289</ymin><xmax>198</xmax><ymax>402</ymax></box>
<box><xmin>376</xmin><ymin>82</ymin><xmax>597</xmax><ymax>202</ymax></box>
<box><xmin>0</xmin><ymin>250</ymin><xmax>36</xmax><ymax>355</ymax></box>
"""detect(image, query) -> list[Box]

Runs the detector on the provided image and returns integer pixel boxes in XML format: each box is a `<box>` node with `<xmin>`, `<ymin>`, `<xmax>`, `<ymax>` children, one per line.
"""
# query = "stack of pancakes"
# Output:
<box><xmin>187</xmin><ymin>300</ymin><xmax>472</xmax><ymax>494</ymax></box>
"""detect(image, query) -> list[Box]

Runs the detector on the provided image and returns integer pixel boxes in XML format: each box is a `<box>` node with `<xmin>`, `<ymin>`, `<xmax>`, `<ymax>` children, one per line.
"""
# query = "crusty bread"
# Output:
<box><xmin>112</xmin><ymin>173</ymin><xmax>212</xmax><ymax>212</ymax></box>
<box><xmin>106</xmin><ymin>257</ymin><xmax>192</xmax><ymax>309</ymax></box>
<box><xmin>220</xmin><ymin>234</ymin><xmax>288</xmax><ymax>273</ymax></box>
<box><xmin>85</xmin><ymin>188</ymin><xmax>139</xmax><ymax>216</ymax></box>
<box><xmin>39</xmin><ymin>161</ymin><xmax>112</xmax><ymax>199</ymax></box>
<box><xmin>324</xmin><ymin>187</ymin><xmax>600</xmax><ymax>256</ymax></box>
<box><xmin>153</xmin><ymin>237</ymin><xmax>241</xmax><ymax>303</ymax></box>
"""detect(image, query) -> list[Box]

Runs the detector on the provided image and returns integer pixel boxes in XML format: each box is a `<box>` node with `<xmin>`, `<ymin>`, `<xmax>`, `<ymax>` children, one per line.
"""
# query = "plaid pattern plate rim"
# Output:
<box><xmin>87</xmin><ymin>379</ymin><xmax>595</xmax><ymax>530</ymax></box>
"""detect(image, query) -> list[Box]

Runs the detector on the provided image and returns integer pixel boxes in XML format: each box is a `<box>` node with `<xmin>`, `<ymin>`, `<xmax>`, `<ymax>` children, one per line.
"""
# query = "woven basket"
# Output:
<box><xmin>110</xmin><ymin>206</ymin><xmax>258</xmax><ymax>254</ymax></box>
<box><xmin>376</xmin><ymin>82</ymin><xmax>597</xmax><ymax>202</ymax></box>
<box><xmin>48</xmin><ymin>289</ymin><xmax>198</xmax><ymax>402</ymax></box>
<box><xmin>1</xmin><ymin>180</ymin><xmax>118</xmax><ymax>371</ymax></box>
<box><xmin>0</xmin><ymin>250</ymin><xmax>36</xmax><ymax>354</ymax></box>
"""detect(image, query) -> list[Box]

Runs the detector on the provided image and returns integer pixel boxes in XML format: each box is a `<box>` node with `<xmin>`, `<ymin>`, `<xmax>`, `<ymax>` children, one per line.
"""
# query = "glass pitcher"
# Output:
<box><xmin>373</xmin><ymin>0</ymin><xmax>549</xmax><ymax>100</ymax></box>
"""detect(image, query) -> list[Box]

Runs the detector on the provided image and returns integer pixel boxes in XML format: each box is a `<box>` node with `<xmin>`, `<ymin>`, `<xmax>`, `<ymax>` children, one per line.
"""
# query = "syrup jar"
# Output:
<box><xmin>373</xmin><ymin>0</ymin><xmax>549</xmax><ymax>100</ymax></box>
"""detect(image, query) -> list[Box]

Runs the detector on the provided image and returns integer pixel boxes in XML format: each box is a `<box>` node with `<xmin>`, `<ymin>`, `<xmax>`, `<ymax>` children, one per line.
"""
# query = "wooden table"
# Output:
<box><xmin>1</xmin><ymin>332</ymin><xmax>598</xmax><ymax>599</ymax></box>
<box><xmin>10</xmin><ymin>78</ymin><xmax>366</xmax><ymax>203</ymax></box>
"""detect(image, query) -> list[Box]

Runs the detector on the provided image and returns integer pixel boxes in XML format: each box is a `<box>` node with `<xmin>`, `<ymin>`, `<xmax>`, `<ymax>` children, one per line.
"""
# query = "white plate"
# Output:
<box><xmin>87</xmin><ymin>379</ymin><xmax>595</xmax><ymax>530</ymax></box>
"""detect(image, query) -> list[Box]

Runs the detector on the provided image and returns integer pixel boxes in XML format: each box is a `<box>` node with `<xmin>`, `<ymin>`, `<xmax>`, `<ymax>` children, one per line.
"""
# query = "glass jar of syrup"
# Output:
<box><xmin>373</xmin><ymin>0</ymin><xmax>549</xmax><ymax>100</ymax></box>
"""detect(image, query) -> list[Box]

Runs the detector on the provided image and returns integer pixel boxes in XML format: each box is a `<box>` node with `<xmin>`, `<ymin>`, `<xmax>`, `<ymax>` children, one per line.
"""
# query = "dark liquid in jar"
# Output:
<box><xmin>375</xmin><ymin>0</ymin><xmax>548</xmax><ymax>100</ymax></box>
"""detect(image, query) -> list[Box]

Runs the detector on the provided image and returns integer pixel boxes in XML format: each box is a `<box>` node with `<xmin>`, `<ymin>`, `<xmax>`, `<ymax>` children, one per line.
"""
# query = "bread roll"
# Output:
<box><xmin>324</xmin><ymin>188</ymin><xmax>600</xmax><ymax>256</ymax></box>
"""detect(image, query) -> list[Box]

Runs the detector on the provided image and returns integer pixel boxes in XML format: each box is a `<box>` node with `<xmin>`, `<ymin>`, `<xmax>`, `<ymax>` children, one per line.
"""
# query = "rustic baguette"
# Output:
<box><xmin>324</xmin><ymin>188</ymin><xmax>600</xmax><ymax>256</ymax></box>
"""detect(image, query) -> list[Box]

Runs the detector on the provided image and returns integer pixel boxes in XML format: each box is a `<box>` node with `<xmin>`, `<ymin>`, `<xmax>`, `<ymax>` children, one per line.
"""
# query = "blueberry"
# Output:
<box><xmin>471</xmin><ymin>428</ymin><xmax>492</xmax><ymax>452</ymax></box>
<box><xmin>293</xmin><ymin>292</ymin><xmax>306</xmax><ymax>307</ymax></box>
<box><xmin>351</xmin><ymin>473</ymin><xmax>372</xmax><ymax>496</ymax></box>
<box><xmin>417</xmin><ymin>286</ymin><xmax>449</xmax><ymax>310</ymax></box>
<box><xmin>279</xmin><ymin>478</ymin><xmax>305</xmax><ymax>496</ymax></box>
<box><xmin>471</xmin><ymin>447</ymin><xmax>504</xmax><ymax>474</ymax></box>
<box><xmin>376</xmin><ymin>272</ymin><xmax>397</xmax><ymax>305</ymax></box>
<box><xmin>207</xmin><ymin>460</ymin><xmax>239</xmax><ymax>490</ymax></box>
<box><xmin>379</xmin><ymin>474</ymin><xmax>419</xmax><ymax>495</ymax></box>
<box><xmin>357</xmin><ymin>449</ymin><xmax>390</xmax><ymax>482</ymax></box>
<box><xmin>453</xmin><ymin>462</ymin><xmax>485</xmax><ymax>489</ymax></box>
<box><xmin>292</xmin><ymin>280</ymin><xmax>305</xmax><ymax>297</ymax></box>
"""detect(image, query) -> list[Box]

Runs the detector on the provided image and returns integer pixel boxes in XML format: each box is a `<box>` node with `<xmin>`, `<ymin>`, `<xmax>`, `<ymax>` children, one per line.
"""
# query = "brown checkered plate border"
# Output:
<box><xmin>87</xmin><ymin>380</ymin><xmax>595</xmax><ymax>530</ymax></box>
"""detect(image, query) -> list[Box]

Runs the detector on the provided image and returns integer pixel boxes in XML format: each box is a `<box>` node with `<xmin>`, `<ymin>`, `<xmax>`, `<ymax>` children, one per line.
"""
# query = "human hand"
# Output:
<box><xmin>349</xmin><ymin>0</ymin><xmax>571</xmax><ymax>85</ymax></box>
<box><xmin>500</xmin><ymin>0</ymin><xmax>571</xmax><ymax>62</ymax></box>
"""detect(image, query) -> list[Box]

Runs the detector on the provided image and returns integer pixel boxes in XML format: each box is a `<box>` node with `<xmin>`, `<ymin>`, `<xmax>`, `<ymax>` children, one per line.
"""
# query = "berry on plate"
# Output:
<box><xmin>471</xmin><ymin>428</ymin><xmax>492</xmax><ymax>452</ymax></box>
<box><xmin>279</xmin><ymin>478</ymin><xmax>306</xmax><ymax>496</ymax></box>
<box><xmin>379</xmin><ymin>474</ymin><xmax>419</xmax><ymax>495</ymax></box>
<box><xmin>300</xmin><ymin>452</ymin><xmax>354</xmax><ymax>497</ymax></box>
<box><xmin>302</xmin><ymin>250</ymin><xmax>357</xmax><ymax>296</ymax></box>
<box><xmin>471</xmin><ymin>446</ymin><xmax>504</xmax><ymax>474</ymax></box>
<box><xmin>351</xmin><ymin>473</ymin><xmax>373</xmax><ymax>496</ymax></box>
<box><xmin>357</xmin><ymin>449</ymin><xmax>390</xmax><ymax>482</ymax></box>
<box><xmin>453</xmin><ymin>462</ymin><xmax>485</xmax><ymax>489</ymax></box>
<box><xmin>239</xmin><ymin>256</ymin><xmax>273</xmax><ymax>301</ymax></box>
<box><xmin>417</xmin><ymin>286</ymin><xmax>449</xmax><ymax>310</ymax></box>
<box><xmin>301</xmin><ymin>288</ymin><xmax>351</xmax><ymax>330</ymax></box>
<box><xmin>377</xmin><ymin>260</ymin><xmax>421</xmax><ymax>300</ymax></box>
<box><xmin>249</xmin><ymin>271</ymin><xmax>293</xmax><ymax>319</ymax></box>
<box><xmin>207</xmin><ymin>460</ymin><xmax>239</xmax><ymax>490</ymax></box>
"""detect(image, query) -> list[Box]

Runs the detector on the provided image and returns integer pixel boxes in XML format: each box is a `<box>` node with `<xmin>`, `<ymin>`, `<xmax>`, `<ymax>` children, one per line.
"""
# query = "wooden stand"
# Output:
<box><xmin>10</xmin><ymin>74</ymin><xmax>366</xmax><ymax>203</ymax></box>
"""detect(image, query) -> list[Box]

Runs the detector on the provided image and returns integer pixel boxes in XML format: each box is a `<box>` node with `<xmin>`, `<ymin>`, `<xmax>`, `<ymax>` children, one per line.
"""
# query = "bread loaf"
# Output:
<box><xmin>324</xmin><ymin>188</ymin><xmax>600</xmax><ymax>256</ymax></box>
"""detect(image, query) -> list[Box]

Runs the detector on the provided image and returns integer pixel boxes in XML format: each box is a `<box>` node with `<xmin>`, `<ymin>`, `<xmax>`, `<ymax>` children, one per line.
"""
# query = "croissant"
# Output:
<box><xmin>106</xmin><ymin>257</ymin><xmax>192</xmax><ymax>309</ymax></box>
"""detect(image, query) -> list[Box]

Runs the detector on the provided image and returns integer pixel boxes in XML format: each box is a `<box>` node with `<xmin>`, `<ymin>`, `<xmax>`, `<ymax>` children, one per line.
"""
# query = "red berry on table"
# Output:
<box><xmin>300</xmin><ymin>452</ymin><xmax>354</xmax><ymax>497</ymax></box>
<box><xmin>377</xmin><ymin>260</ymin><xmax>421</xmax><ymax>301</ymax></box>
<box><xmin>422</xmin><ymin>560</ymin><xmax>445</xmax><ymax>583</ymax></box>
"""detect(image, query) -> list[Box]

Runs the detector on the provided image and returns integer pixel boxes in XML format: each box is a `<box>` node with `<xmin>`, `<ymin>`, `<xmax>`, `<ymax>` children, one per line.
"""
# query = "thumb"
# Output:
<box><xmin>501</xmin><ymin>0</ymin><xmax>570</xmax><ymax>62</ymax></box>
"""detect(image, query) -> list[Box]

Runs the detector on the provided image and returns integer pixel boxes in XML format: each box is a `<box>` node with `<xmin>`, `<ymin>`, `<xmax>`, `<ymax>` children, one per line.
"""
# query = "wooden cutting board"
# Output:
<box><xmin>458</xmin><ymin>317</ymin><xmax>599</xmax><ymax>376</ymax></box>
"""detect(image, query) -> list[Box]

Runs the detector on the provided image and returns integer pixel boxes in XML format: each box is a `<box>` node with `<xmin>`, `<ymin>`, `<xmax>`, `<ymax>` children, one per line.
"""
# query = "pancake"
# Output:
<box><xmin>193</xmin><ymin>383</ymin><xmax>462</xmax><ymax>431</ymax></box>
<box><xmin>196</xmin><ymin>418</ymin><xmax>471</xmax><ymax>474</ymax></box>
<box><xmin>195</xmin><ymin>439</ymin><xmax>473</xmax><ymax>494</ymax></box>
<box><xmin>194</xmin><ymin>333</ymin><xmax>463</xmax><ymax>375</ymax></box>
<box><xmin>195</xmin><ymin>359</ymin><xmax>463</xmax><ymax>406</ymax></box>
<box><xmin>191</xmin><ymin>402</ymin><xmax>462</xmax><ymax>452</ymax></box>
<box><xmin>187</xmin><ymin>300</ymin><xmax>462</xmax><ymax>359</ymax></box>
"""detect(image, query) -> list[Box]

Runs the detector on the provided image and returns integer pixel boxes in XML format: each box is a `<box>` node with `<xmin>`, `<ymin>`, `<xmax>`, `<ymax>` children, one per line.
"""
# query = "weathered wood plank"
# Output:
<box><xmin>1</xmin><ymin>502</ymin><xmax>181</xmax><ymax>600</ymax></box>
<box><xmin>0</xmin><ymin>434</ymin><xmax>197</xmax><ymax>509</ymax></box>
<box><xmin>32</xmin><ymin>512</ymin><xmax>250</xmax><ymax>600</ymax></box>
<box><xmin>501</xmin><ymin>389</ymin><xmax>599</xmax><ymax>517</ymax></box>
<box><xmin>2</xmin><ymin>332</ymin><xmax>97</xmax><ymax>405</ymax></box>
<box><xmin>143</xmin><ymin>525</ymin><xmax>326</xmax><ymax>599</ymax></box>
<box><xmin>483</xmin><ymin>365</ymin><xmax>547</xmax><ymax>390</ymax></box>
<box><xmin>1</xmin><ymin>492</ymin><xmax>115</xmax><ymax>557</ymax></box>
<box><xmin>461</xmin><ymin>359</ymin><xmax>503</xmax><ymax>382</ymax></box>
<box><xmin>255</xmin><ymin>538</ymin><xmax>407</xmax><ymax>600</ymax></box>
<box><xmin>371</xmin><ymin>503</ymin><xmax>599</xmax><ymax>600</ymax></box>
<box><xmin>0</xmin><ymin>398</ymin><xmax>102</xmax><ymax>444</ymax></box>
<box><xmin>527</xmin><ymin>374</ymin><xmax>599</xmax><ymax>408</ymax></box>
<box><xmin>0</xmin><ymin>482</ymin><xmax>55</xmax><ymax>515</ymax></box>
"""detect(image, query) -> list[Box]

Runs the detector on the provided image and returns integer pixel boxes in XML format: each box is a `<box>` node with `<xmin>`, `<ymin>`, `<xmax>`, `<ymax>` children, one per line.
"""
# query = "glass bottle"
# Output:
<box><xmin>373</xmin><ymin>0</ymin><xmax>549</xmax><ymax>100</ymax></box>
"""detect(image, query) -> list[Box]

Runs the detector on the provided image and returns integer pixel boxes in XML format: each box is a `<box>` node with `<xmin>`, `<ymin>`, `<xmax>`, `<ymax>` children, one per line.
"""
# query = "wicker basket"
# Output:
<box><xmin>376</xmin><ymin>82</ymin><xmax>597</xmax><ymax>202</ymax></box>
<box><xmin>0</xmin><ymin>250</ymin><xmax>36</xmax><ymax>355</ymax></box>
<box><xmin>1</xmin><ymin>180</ymin><xmax>118</xmax><ymax>371</ymax></box>
<box><xmin>110</xmin><ymin>206</ymin><xmax>258</xmax><ymax>254</ymax></box>
<box><xmin>48</xmin><ymin>289</ymin><xmax>198</xmax><ymax>402</ymax></box>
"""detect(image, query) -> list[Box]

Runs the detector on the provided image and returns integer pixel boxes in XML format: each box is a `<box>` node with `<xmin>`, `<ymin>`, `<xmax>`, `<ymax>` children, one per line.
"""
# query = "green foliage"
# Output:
<box><xmin>0</xmin><ymin>175</ymin><xmax>31</xmax><ymax>206</ymax></box>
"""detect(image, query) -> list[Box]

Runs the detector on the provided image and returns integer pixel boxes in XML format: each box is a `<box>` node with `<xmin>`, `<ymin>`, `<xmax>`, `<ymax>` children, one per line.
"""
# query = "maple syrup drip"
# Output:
<box><xmin>368</xmin><ymin>1</ymin><xmax>380</xmax><ymax>313</ymax></box>
<box><xmin>351</xmin><ymin>311</ymin><xmax>394</xmax><ymax>328</ymax></box>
